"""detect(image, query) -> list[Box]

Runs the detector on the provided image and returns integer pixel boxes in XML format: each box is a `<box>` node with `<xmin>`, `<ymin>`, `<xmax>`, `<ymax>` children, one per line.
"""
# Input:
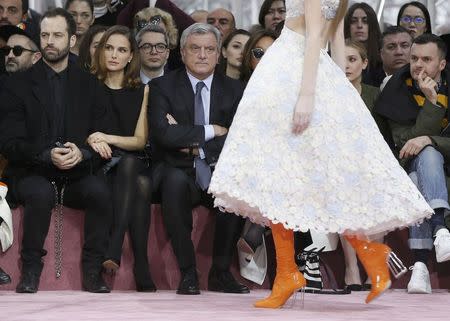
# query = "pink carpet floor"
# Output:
<box><xmin>0</xmin><ymin>289</ymin><xmax>447</xmax><ymax>321</ymax></box>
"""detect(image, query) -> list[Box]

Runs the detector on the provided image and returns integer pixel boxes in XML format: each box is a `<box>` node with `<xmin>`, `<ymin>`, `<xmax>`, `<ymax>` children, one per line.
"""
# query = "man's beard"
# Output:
<box><xmin>41</xmin><ymin>44</ymin><xmax>70</xmax><ymax>64</ymax></box>
<box><xmin>5</xmin><ymin>58</ymin><xmax>31</xmax><ymax>73</ymax></box>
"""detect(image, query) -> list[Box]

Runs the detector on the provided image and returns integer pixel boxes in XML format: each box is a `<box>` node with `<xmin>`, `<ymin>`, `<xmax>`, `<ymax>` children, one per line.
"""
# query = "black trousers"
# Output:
<box><xmin>16</xmin><ymin>174</ymin><xmax>112</xmax><ymax>273</ymax></box>
<box><xmin>160</xmin><ymin>166</ymin><xmax>244</xmax><ymax>272</ymax></box>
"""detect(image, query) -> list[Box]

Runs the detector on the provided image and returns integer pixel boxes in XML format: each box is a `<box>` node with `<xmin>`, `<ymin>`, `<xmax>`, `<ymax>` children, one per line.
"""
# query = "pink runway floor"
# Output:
<box><xmin>0</xmin><ymin>289</ymin><xmax>447</xmax><ymax>321</ymax></box>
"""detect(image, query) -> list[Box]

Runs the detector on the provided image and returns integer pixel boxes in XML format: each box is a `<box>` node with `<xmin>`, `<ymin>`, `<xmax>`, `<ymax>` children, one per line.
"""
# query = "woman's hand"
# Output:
<box><xmin>90</xmin><ymin>141</ymin><xmax>112</xmax><ymax>159</ymax></box>
<box><xmin>88</xmin><ymin>131</ymin><xmax>111</xmax><ymax>144</ymax></box>
<box><xmin>292</xmin><ymin>94</ymin><xmax>315</xmax><ymax>135</ymax></box>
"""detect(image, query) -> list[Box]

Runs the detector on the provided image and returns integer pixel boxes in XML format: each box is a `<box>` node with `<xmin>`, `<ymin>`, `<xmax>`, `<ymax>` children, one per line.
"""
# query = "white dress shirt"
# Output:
<box><xmin>186</xmin><ymin>71</ymin><xmax>216</xmax><ymax>159</ymax></box>
<box><xmin>140</xmin><ymin>69</ymin><xmax>164</xmax><ymax>84</ymax></box>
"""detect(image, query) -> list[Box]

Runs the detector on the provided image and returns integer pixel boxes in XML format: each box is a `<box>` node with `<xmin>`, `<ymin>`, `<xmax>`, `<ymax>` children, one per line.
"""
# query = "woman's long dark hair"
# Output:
<box><xmin>239</xmin><ymin>29</ymin><xmax>277</xmax><ymax>82</ymax></box>
<box><xmin>258</xmin><ymin>0</ymin><xmax>285</xmax><ymax>29</ymax></box>
<box><xmin>78</xmin><ymin>24</ymin><xmax>108</xmax><ymax>70</ymax></box>
<box><xmin>91</xmin><ymin>25</ymin><xmax>141</xmax><ymax>89</ymax></box>
<box><xmin>397</xmin><ymin>1</ymin><xmax>432</xmax><ymax>35</ymax></box>
<box><xmin>218</xmin><ymin>29</ymin><xmax>251</xmax><ymax>76</ymax></box>
<box><xmin>344</xmin><ymin>2</ymin><xmax>381</xmax><ymax>71</ymax></box>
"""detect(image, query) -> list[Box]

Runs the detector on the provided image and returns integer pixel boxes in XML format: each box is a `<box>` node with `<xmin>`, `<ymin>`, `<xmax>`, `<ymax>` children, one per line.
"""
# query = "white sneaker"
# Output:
<box><xmin>434</xmin><ymin>228</ymin><xmax>450</xmax><ymax>263</ymax></box>
<box><xmin>407</xmin><ymin>262</ymin><xmax>431</xmax><ymax>294</ymax></box>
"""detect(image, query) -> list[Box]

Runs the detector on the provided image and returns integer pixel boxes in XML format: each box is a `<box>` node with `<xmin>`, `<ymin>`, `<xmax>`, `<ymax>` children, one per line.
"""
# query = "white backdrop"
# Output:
<box><xmin>30</xmin><ymin>0</ymin><xmax>450</xmax><ymax>34</ymax></box>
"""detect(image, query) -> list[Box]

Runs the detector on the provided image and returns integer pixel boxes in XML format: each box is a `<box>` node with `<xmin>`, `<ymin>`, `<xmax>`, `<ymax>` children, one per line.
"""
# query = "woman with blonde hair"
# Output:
<box><xmin>209</xmin><ymin>0</ymin><xmax>433</xmax><ymax>308</ymax></box>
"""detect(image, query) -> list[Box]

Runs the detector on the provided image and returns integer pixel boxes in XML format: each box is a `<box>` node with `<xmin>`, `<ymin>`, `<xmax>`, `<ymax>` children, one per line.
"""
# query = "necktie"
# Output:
<box><xmin>194</xmin><ymin>81</ymin><xmax>212</xmax><ymax>190</ymax></box>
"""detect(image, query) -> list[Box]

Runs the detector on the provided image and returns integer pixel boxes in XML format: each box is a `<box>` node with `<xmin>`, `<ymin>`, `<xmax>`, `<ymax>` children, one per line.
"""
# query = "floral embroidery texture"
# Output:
<box><xmin>208</xmin><ymin>27</ymin><xmax>432</xmax><ymax>236</ymax></box>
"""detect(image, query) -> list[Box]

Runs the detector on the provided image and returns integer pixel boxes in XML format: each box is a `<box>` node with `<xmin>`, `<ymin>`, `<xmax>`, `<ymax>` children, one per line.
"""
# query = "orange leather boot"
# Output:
<box><xmin>254</xmin><ymin>223</ymin><xmax>305</xmax><ymax>308</ymax></box>
<box><xmin>345</xmin><ymin>236</ymin><xmax>406</xmax><ymax>303</ymax></box>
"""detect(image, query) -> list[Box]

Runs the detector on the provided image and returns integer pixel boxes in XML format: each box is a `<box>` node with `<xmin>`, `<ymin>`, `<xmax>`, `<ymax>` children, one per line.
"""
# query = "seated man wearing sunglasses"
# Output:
<box><xmin>0</xmin><ymin>25</ymin><xmax>40</xmax><ymax>286</ymax></box>
<box><xmin>1</xmin><ymin>26</ymin><xmax>40</xmax><ymax>72</ymax></box>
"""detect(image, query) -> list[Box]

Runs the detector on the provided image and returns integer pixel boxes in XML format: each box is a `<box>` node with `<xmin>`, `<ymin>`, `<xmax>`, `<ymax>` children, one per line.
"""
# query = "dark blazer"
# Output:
<box><xmin>149</xmin><ymin>68</ymin><xmax>244</xmax><ymax>180</ymax></box>
<box><xmin>0</xmin><ymin>59</ymin><xmax>108</xmax><ymax>182</ymax></box>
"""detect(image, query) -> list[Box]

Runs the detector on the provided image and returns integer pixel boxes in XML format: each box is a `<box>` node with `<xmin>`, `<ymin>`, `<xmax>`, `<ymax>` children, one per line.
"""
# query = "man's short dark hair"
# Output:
<box><xmin>40</xmin><ymin>8</ymin><xmax>77</xmax><ymax>37</ymax></box>
<box><xmin>135</xmin><ymin>25</ymin><xmax>169</xmax><ymax>46</ymax></box>
<box><xmin>413</xmin><ymin>33</ymin><xmax>448</xmax><ymax>60</ymax></box>
<box><xmin>380</xmin><ymin>26</ymin><xmax>412</xmax><ymax>49</ymax></box>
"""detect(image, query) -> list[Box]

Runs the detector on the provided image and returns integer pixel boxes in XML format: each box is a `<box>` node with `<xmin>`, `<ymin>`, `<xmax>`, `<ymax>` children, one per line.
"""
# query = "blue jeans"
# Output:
<box><xmin>408</xmin><ymin>146</ymin><xmax>450</xmax><ymax>250</ymax></box>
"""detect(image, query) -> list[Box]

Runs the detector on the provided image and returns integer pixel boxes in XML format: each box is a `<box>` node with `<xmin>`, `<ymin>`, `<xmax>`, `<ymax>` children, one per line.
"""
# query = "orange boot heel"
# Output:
<box><xmin>345</xmin><ymin>236</ymin><xmax>407</xmax><ymax>303</ymax></box>
<box><xmin>254</xmin><ymin>223</ymin><xmax>306</xmax><ymax>309</ymax></box>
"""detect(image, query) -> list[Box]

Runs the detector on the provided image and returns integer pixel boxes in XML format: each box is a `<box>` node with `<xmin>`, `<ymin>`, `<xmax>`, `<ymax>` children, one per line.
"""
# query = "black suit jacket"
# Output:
<box><xmin>0</xmin><ymin>59</ymin><xmax>108</xmax><ymax>182</ymax></box>
<box><xmin>149</xmin><ymin>68</ymin><xmax>244</xmax><ymax>181</ymax></box>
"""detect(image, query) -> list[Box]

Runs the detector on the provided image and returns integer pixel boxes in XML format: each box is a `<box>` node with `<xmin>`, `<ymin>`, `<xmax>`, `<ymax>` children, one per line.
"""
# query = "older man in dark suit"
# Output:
<box><xmin>150</xmin><ymin>23</ymin><xmax>248</xmax><ymax>295</ymax></box>
<box><xmin>0</xmin><ymin>8</ymin><xmax>111</xmax><ymax>294</ymax></box>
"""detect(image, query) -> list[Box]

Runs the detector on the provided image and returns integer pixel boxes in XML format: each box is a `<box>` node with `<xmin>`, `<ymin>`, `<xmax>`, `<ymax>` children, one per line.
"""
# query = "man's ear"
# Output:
<box><xmin>180</xmin><ymin>47</ymin><xmax>186</xmax><ymax>64</ymax></box>
<box><xmin>439</xmin><ymin>58</ymin><xmax>446</xmax><ymax>72</ymax></box>
<box><xmin>32</xmin><ymin>51</ymin><xmax>42</xmax><ymax>64</ymax></box>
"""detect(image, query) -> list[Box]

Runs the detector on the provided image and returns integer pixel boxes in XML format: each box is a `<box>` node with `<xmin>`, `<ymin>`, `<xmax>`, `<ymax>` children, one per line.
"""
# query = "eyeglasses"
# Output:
<box><xmin>251</xmin><ymin>47</ymin><xmax>265</xmax><ymax>59</ymax></box>
<box><xmin>400</xmin><ymin>15</ymin><xmax>426</xmax><ymax>25</ymax></box>
<box><xmin>136</xmin><ymin>15</ymin><xmax>163</xmax><ymax>31</ymax></box>
<box><xmin>0</xmin><ymin>45</ymin><xmax>37</xmax><ymax>57</ymax></box>
<box><xmin>139</xmin><ymin>42</ymin><xmax>168</xmax><ymax>53</ymax></box>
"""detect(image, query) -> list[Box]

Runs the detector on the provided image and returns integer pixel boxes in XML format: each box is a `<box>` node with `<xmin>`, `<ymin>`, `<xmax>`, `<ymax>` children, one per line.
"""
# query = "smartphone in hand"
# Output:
<box><xmin>54</xmin><ymin>142</ymin><xmax>70</xmax><ymax>154</ymax></box>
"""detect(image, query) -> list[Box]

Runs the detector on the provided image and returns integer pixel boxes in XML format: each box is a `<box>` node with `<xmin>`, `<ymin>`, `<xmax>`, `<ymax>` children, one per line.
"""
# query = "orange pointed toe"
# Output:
<box><xmin>254</xmin><ymin>271</ymin><xmax>305</xmax><ymax>308</ymax></box>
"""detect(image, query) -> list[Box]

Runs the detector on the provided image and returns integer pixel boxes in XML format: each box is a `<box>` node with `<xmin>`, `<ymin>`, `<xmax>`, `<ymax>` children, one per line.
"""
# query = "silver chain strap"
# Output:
<box><xmin>51</xmin><ymin>181</ymin><xmax>65</xmax><ymax>279</ymax></box>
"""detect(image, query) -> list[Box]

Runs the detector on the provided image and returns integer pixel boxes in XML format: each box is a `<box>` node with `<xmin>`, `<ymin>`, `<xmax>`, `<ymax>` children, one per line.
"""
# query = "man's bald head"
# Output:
<box><xmin>207</xmin><ymin>8</ymin><xmax>235</xmax><ymax>39</ymax></box>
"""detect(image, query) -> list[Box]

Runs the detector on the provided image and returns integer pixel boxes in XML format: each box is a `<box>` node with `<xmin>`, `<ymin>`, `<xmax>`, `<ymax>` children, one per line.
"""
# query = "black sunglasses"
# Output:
<box><xmin>136</xmin><ymin>15</ymin><xmax>163</xmax><ymax>31</ymax></box>
<box><xmin>0</xmin><ymin>45</ymin><xmax>37</xmax><ymax>57</ymax></box>
<box><xmin>251</xmin><ymin>47</ymin><xmax>265</xmax><ymax>59</ymax></box>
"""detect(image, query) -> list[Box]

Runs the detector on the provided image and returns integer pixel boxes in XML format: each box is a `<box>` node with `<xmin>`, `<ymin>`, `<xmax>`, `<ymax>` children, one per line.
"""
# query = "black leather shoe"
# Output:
<box><xmin>208</xmin><ymin>268</ymin><xmax>250</xmax><ymax>294</ymax></box>
<box><xmin>0</xmin><ymin>267</ymin><xmax>11</xmax><ymax>285</ymax></box>
<box><xmin>16</xmin><ymin>270</ymin><xmax>41</xmax><ymax>293</ymax></box>
<box><xmin>177</xmin><ymin>268</ymin><xmax>200</xmax><ymax>295</ymax></box>
<box><xmin>83</xmin><ymin>272</ymin><xmax>111</xmax><ymax>293</ymax></box>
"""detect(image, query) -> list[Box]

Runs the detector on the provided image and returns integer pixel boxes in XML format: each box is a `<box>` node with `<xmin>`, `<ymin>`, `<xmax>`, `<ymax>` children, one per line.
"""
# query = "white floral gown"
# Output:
<box><xmin>208</xmin><ymin>0</ymin><xmax>433</xmax><ymax>236</ymax></box>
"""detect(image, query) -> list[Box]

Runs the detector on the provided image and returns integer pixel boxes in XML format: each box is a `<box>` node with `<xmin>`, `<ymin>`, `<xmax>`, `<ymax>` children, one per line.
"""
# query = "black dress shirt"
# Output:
<box><xmin>44</xmin><ymin>63</ymin><xmax>68</xmax><ymax>143</ymax></box>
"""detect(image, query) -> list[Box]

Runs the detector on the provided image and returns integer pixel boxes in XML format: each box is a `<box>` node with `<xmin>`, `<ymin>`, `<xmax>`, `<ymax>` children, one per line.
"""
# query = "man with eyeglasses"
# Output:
<box><xmin>150</xmin><ymin>23</ymin><xmax>249</xmax><ymax>296</ymax></box>
<box><xmin>1</xmin><ymin>25</ymin><xmax>39</xmax><ymax>73</ymax></box>
<box><xmin>136</xmin><ymin>24</ymin><xmax>169</xmax><ymax>84</ymax></box>
<box><xmin>0</xmin><ymin>25</ymin><xmax>39</xmax><ymax>92</ymax></box>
